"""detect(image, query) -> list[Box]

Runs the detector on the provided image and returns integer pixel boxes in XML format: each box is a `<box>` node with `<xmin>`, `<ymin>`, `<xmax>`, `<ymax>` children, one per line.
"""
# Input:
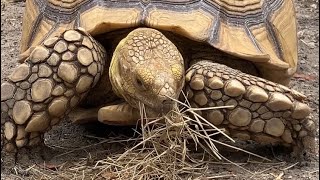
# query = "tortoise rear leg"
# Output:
<box><xmin>185</xmin><ymin>60</ymin><xmax>316</xmax><ymax>157</ymax></box>
<box><xmin>1</xmin><ymin>28</ymin><xmax>106</xmax><ymax>152</ymax></box>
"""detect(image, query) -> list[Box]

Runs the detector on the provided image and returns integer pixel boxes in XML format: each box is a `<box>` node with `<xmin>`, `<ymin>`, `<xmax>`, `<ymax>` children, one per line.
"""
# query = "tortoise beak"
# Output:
<box><xmin>160</xmin><ymin>99</ymin><xmax>176</xmax><ymax>114</ymax></box>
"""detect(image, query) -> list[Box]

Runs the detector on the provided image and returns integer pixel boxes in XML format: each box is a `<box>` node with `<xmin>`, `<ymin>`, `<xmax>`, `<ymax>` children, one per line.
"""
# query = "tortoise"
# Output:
<box><xmin>1</xmin><ymin>0</ymin><xmax>316</xmax><ymax>156</ymax></box>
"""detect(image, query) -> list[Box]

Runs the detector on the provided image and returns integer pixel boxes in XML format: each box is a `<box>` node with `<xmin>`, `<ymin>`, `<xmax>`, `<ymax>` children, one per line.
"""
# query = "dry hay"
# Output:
<box><xmin>10</xmin><ymin>93</ymin><xmax>270</xmax><ymax>179</ymax></box>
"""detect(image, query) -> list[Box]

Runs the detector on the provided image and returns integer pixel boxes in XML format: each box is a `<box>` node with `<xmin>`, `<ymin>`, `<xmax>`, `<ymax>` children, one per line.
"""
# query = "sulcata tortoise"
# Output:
<box><xmin>1</xmin><ymin>0</ymin><xmax>316</xmax><ymax>155</ymax></box>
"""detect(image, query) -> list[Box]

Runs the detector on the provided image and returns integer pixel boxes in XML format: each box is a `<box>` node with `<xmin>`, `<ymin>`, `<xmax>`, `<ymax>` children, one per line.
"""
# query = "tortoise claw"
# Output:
<box><xmin>68</xmin><ymin>107</ymin><xmax>100</xmax><ymax>124</ymax></box>
<box><xmin>98</xmin><ymin>103</ymin><xmax>140</xmax><ymax>125</ymax></box>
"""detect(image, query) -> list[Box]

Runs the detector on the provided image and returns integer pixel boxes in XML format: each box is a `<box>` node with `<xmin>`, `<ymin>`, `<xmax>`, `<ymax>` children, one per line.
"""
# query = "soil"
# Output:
<box><xmin>1</xmin><ymin>0</ymin><xmax>319</xmax><ymax>179</ymax></box>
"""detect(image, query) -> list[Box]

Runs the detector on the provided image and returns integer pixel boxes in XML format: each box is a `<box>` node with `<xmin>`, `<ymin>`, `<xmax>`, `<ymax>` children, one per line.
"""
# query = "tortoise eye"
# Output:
<box><xmin>135</xmin><ymin>76</ymin><xmax>147</xmax><ymax>91</ymax></box>
<box><xmin>136</xmin><ymin>78</ymin><xmax>143</xmax><ymax>87</ymax></box>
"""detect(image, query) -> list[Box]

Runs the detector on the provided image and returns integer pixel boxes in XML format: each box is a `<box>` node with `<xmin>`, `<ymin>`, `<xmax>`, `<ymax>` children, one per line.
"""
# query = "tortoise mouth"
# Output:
<box><xmin>132</xmin><ymin>96</ymin><xmax>177</xmax><ymax>115</ymax></box>
<box><xmin>123</xmin><ymin>92</ymin><xmax>178</xmax><ymax>117</ymax></box>
<box><xmin>142</xmin><ymin>102</ymin><xmax>177</xmax><ymax>118</ymax></box>
<box><xmin>152</xmin><ymin>99</ymin><xmax>176</xmax><ymax>115</ymax></box>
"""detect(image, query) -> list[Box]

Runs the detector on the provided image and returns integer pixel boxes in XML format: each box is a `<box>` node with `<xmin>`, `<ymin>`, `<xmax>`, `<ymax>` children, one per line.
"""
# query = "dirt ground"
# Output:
<box><xmin>1</xmin><ymin>0</ymin><xmax>319</xmax><ymax>179</ymax></box>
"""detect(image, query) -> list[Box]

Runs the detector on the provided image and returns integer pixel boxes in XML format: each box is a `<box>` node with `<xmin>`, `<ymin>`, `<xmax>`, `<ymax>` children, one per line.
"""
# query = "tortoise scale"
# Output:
<box><xmin>1</xmin><ymin>0</ymin><xmax>316</xmax><ymax>156</ymax></box>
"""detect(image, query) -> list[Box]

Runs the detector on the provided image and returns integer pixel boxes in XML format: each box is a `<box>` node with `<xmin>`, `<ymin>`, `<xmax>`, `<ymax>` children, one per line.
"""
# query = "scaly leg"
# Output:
<box><xmin>185</xmin><ymin>60</ymin><xmax>316</xmax><ymax>156</ymax></box>
<box><xmin>1</xmin><ymin>28</ymin><xmax>106</xmax><ymax>152</ymax></box>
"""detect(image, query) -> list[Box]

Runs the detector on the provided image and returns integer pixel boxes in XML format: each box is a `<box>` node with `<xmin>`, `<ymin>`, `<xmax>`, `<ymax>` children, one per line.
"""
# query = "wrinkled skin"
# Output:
<box><xmin>109</xmin><ymin>28</ymin><xmax>185</xmax><ymax>116</ymax></box>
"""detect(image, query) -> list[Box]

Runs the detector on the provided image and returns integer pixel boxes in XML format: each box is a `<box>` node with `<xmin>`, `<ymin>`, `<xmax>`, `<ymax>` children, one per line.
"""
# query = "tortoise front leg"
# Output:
<box><xmin>1</xmin><ymin>28</ymin><xmax>106</xmax><ymax>152</ymax></box>
<box><xmin>184</xmin><ymin>60</ymin><xmax>316</xmax><ymax>156</ymax></box>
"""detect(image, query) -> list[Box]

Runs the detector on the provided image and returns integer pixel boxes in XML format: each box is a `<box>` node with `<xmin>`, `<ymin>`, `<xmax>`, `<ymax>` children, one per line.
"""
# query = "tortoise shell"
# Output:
<box><xmin>20</xmin><ymin>0</ymin><xmax>298</xmax><ymax>84</ymax></box>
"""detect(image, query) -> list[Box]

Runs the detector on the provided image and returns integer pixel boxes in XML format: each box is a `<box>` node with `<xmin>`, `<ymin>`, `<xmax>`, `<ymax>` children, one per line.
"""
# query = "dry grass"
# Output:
<box><xmin>10</xmin><ymin>94</ymin><xmax>270</xmax><ymax>179</ymax></box>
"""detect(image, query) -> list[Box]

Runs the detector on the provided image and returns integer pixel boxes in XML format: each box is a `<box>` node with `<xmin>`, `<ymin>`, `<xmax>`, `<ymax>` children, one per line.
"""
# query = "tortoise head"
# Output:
<box><xmin>109</xmin><ymin>28</ymin><xmax>185</xmax><ymax>116</ymax></box>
